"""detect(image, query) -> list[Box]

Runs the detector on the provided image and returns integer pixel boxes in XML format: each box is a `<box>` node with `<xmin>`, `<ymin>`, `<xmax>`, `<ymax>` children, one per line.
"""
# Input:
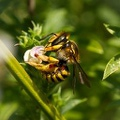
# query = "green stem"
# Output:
<box><xmin>0</xmin><ymin>40</ymin><xmax>66</xmax><ymax>120</ymax></box>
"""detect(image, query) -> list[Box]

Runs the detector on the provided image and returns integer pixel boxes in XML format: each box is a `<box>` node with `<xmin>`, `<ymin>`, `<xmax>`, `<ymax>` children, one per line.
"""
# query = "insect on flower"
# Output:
<box><xmin>23</xmin><ymin>32</ymin><xmax>90</xmax><ymax>88</ymax></box>
<box><xmin>24</xmin><ymin>46</ymin><xmax>70</xmax><ymax>82</ymax></box>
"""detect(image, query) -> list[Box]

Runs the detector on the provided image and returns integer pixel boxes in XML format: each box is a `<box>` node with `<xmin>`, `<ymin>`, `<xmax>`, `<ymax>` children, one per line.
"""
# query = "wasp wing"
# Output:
<box><xmin>77</xmin><ymin>62</ymin><xmax>90</xmax><ymax>87</ymax></box>
<box><xmin>72</xmin><ymin>63</ymin><xmax>77</xmax><ymax>93</ymax></box>
<box><xmin>72</xmin><ymin>54</ymin><xmax>91</xmax><ymax>87</ymax></box>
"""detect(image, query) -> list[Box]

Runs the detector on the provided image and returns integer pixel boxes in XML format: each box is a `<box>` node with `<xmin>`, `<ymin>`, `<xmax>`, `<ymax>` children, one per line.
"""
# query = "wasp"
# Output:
<box><xmin>44</xmin><ymin>32</ymin><xmax>90</xmax><ymax>87</ymax></box>
<box><xmin>24</xmin><ymin>46</ymin><xmax>70</xmax><ymax>82</ymax></box>
<box><xmin>24</xmin><ymin>32</ymin><xmax>90</xmax><ymax>87</ymax></box>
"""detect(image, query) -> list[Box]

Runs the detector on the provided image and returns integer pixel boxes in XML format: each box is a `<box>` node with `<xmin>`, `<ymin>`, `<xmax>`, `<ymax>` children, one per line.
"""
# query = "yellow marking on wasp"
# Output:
<box><xmin>45</xmin><ymin>45</ymin><xmax>62</xmax><ymax>52</ymax></box>
<box><xmin>52</xmin><ymin>74</ymin><xmax>59</xmax><ymax>82</ymax></box>
<box><xmin>57</xmin><ymin>72</ymin><xmax>65</xmax><ymax>80</ymax></box>
<box><xmin>26</xmin><ymin>62</ymin><xmax>56</xmax><ymax>72</ymax></box>
<box><xmin>37</xmin><ymin>55</ymin><xmax>59</xmax><ymax>63</ymax></box>
<box><xmin>61</xmin><ymin>69</ymin><xmax>70</xmax><ymax>76</ymax></box>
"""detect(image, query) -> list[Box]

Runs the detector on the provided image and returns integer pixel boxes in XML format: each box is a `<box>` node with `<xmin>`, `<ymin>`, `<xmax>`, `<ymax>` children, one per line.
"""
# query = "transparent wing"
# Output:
<box><xmin>72</xmin><ymin>52</ymin><xmax>91</xmax><ymax>87</ymax></box>
<box><xmin>77</xmin><ymin>62</ymin><xmax>90</xmax><ymax>87</ymax></box>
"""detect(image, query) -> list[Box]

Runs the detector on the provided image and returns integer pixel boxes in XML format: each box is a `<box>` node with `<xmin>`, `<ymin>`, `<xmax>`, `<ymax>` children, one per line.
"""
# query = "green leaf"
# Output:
<box><xmin>43</xmin><ymin>9</ymin><xmax>73</xmax><ymax>33</ymax></box>
<box><xmin>61</xmin><ymin>98</ymin><xmax>87</xmax><ymax>114</ymax></box>
<box><xmin>87</xmin><ymin>39</ymin><xmax>104</xmax><ymax>54</ymax></box>
<box><xmin>104</xmin><ymin>24</ymin><xmax>120</xmax><ymax>38</ymax></box>
<box><xmin>103</xmin><ymin>53</ymin><xmax>120</xmax><ymax>80</ymax></box>
<box><xmin>108</xmin><ymin>37</ymin><xmax>120</xmax><ymax>47</ymax></box>
<box><xmin>0</xmin><ymin>102</ymin><xmax>19</xmax><ymax>120</ymax></box>
<box><xmin>17</xmin><ymin>22</ymin><xmax>42</xmax><ymax>48</ymax></box>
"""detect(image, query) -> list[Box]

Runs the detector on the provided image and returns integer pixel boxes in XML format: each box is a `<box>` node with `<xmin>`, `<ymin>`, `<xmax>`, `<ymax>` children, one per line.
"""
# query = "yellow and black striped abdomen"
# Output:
<box><xmin>43</xmin><ymin>65</ymin><xmax>70</xmax><ymax>82</ymax></box>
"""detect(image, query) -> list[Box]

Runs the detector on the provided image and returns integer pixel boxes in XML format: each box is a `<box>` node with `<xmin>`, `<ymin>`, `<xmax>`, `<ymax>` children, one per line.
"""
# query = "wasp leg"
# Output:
<box><xmin>35</xmin><ymin>54</ymin><xmax>59</xmax><ymax>63</ymax></box>
<box><xmin>45</xmin><ymin>45</ymin><xmax>62</xmax><ymax>52</ymax></box>
<box><xmin>26</xmin><ymin>62</ymin><xmax>57</xmax><ymax>72</ymax></box>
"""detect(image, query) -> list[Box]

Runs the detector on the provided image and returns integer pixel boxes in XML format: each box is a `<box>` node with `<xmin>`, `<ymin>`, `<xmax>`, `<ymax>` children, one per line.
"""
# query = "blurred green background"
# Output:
<box><xmin>1</xmin><ymin>0</ymin><xmax>120</xmax><ymax>120</ymax></box>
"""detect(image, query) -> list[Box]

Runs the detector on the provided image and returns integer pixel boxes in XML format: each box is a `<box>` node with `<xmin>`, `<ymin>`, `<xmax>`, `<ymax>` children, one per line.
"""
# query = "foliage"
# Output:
<box><xmin>103</xmin><ymin>25</ymin><xmax>120</xmax><ymax>79</ymax></box>
<box><xmin>17</xmin><ymin>22</ymin><xmax>43</xmax><ymax>48</ymax></box>
<box><xmin>1</xmin><ymin>0</ymin><xmax>120</xmax><ymax>120</ymax></box>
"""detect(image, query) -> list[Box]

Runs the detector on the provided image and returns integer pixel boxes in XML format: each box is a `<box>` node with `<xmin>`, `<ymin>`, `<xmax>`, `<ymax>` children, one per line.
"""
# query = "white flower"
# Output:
<box><xmin>24</xmin><ymin>49</ymin><xmax>31</xmax><ymax>62</ymax></box>
<box><xmin>23</xmin><ymin>46</ymin><xmax>45</xmax><ymax>63</ymax></box>
<box><xmin>30</xmin><ymin>46</ymin><xmax>45</xmax><ymax>58</ymax></box>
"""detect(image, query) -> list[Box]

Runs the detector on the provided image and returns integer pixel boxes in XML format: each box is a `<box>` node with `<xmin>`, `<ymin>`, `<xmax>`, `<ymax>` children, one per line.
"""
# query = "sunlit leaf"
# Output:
<box><xmin>87</xmin><ymin>39</ymin><xmax>104</xmax><ymax>54</ymax></box>
<box><xmin>101</xmin><ymin>80</ymin><xmax>114</xmax><ymax>88</ymax></box>
<box><xmin>104</xmin><ymin>24</ymin><xmax>120</xmax><ymax>38</ymax></box>
<box><xmin>103</xmin><ymin>53</ymin><xmax>120</xmax><ymax>80</ymax></box>
<box><xmin>108</xmin><ymin>37</ymin><xmax>120</xmax><ymax>47</ymax></box>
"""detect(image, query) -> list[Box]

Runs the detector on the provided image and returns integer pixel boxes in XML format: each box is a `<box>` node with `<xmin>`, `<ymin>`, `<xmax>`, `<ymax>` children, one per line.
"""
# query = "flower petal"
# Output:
<box><xmin>23</xmin><ymin>49</ymin><xmax>31</xmax><ymax>62</ymax></box>
<box><xmin>30</xmin><ymin>46</ymin><xmax>45</xmax><ymax>58</ymax></box>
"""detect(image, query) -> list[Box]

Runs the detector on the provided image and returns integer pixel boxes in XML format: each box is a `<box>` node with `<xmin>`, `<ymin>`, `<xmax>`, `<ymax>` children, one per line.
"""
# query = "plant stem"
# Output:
<box><xmin>0</xmin><ymin>40</ymin><xmax>66</xmax><ymax>120</ymax></box>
